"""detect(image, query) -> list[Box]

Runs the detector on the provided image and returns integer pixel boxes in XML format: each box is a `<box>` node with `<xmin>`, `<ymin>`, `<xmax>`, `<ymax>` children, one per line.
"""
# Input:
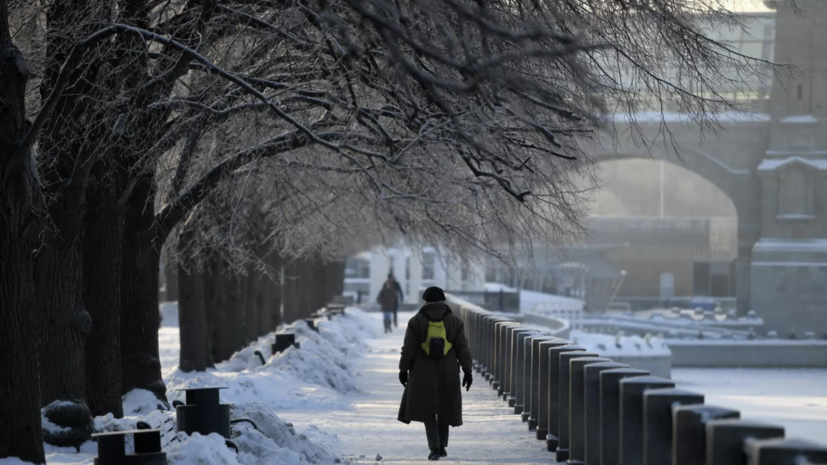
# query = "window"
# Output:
<box><xmin>421</xmin><ymin>252</ymin><xmax>435</xmax><ymax>281</ymax></box>
<box><xmin>779</xmin><ymin>167</ymin><xmax>813</xmax><ymax>216</ymax></box>
<box><xmin>345</xmin><ymin>258</ymin><xmax>370</xmax><ymax>279</ymax></box>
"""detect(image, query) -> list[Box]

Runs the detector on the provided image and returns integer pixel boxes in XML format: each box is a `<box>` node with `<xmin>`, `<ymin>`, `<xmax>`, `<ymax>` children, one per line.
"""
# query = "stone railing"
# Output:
<box><xmin>455</xmin><ymin>302</ymin><xmax>827</xmax><ymax>465</ymax></box>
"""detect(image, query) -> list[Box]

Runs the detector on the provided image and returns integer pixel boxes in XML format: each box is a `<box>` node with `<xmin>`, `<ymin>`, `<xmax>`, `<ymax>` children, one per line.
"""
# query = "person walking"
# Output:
<box><xmin>387</xmin><ymin>273</ymin><xmax>403</xmax><ymax>327</ymax></box>
<box><xmin>377</xmin><ymin>278</ymin><xmax>398</xmax><ymax>333</ymax></box>
<box><xmin>397</xmin><ymin>287</ymin><xmax>473</xmax><ymax>460</ymax></box>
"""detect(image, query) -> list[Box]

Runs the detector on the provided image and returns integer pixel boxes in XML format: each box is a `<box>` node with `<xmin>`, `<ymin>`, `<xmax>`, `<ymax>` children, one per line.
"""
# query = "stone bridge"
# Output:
<box><xmin>578</xmin><ymin>1</ymin><xmax>827</xmax><ymax>333</ymax></box>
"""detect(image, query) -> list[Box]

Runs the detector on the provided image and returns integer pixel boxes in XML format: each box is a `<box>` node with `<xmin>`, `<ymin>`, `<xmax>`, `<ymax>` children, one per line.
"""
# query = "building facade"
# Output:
<box><xmin>344</xmin><ymin>244</ymin><xmax>486</xmax><ymax>305</ymax></box>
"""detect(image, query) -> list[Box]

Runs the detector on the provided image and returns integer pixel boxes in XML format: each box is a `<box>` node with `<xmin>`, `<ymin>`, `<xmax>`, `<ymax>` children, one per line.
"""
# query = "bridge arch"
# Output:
<box><xmin>581</xmin><ymin>150</ymin><xmax>761</xmax><ymax>315</ymax></box>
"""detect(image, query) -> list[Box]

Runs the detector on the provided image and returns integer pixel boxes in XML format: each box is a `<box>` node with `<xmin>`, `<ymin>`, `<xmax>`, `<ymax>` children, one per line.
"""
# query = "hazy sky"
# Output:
<box><xmin>728</xmin><ymin>0</ymin><xmax>772</xmax><ymax>12</ymax></box>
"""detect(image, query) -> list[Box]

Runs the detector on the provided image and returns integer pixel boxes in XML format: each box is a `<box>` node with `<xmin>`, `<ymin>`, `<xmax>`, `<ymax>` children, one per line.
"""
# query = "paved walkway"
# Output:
<box><xmin>310</xmin><ymin>311</ymin><xmax>556</xmax><ymax>464</ymax></box>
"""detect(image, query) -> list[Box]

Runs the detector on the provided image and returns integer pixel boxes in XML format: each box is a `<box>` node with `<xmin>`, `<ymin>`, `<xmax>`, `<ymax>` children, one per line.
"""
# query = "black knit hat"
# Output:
<box><xmin>422</xmin><ymin>286</ymin><xmax>446</xmax><ymax>302</ymax></box>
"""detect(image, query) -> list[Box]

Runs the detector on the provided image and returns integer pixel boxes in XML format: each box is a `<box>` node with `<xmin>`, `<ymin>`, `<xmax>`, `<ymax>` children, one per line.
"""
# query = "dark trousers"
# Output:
<box><xmin>424</xmin><ymin>416</ymin><xmax>449</xmax><ymax>450</ymax></box>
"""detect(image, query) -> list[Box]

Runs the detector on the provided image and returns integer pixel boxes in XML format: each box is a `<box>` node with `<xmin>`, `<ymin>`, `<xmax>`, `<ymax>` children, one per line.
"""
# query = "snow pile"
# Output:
<box><xmin>0</xmin><ymin>306</ymin><xmax>377</xmax><ymax>465</ymax></box>
<box><xmin>163</xmin><ymin>308</ymin><xmax>375</xmax><ymax>411</ymax></box>
<box><xmin>230</xmin><ymin>401</ymin><xmax>340</xmax><ymax>464</ymax></box>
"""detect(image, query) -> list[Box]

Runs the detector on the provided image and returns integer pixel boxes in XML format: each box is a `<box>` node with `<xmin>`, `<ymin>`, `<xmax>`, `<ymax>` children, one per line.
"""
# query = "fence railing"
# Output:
<box><xmin>453</xmin><ymin>301</ymin><xmax>827</xmax><ymax>465</ymax></box>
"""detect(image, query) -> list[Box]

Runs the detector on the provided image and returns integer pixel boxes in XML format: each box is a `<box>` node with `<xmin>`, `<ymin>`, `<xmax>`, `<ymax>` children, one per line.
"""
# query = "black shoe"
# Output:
<box><xmin>438</xmin><ymin>447</ymin><xmax>447</xmax><ymax>457</ymax></box>
<box><xmin>428</xmin><ymin>450</ymin><xmax>441</xmax><ymax>461</ymax></box>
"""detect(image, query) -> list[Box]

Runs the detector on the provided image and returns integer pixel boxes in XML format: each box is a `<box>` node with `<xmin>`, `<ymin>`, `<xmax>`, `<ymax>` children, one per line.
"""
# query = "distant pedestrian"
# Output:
<box><xmin>387</xmin><ymin>273</ymin><xmax>403</xmax><ymax>327</ymax></box>
<box><xmin>397</xmin><ymin>287</ymin><xmax>473</xmax><ymax>460</ymax></box>
<box><xmin>377</xmin><ymin>276</ymin><xmax>400</xmax><ymax>333</ymax></box>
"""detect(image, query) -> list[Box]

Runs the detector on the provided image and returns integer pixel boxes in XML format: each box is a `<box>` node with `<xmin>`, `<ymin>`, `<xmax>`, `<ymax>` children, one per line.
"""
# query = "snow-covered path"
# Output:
<box><xmin>301</xmin><ymin>311</ymin><xmax>554</xmax><ymax>464</ymax></box>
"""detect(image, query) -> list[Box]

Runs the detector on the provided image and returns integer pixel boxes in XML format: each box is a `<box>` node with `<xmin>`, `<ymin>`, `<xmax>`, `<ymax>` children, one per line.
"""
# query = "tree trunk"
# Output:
<box><xmin>178</xmin><ymin>262</ymin><xmax>209</xmax><ymax>372</ymax></box>
<box><xmin>164</xmin><ymin>259</ymin><xmax>179</xmax><ymax>302</ymax></box>
<box><xmin>36</xmin><ymin>205</ymin><xmax>94</xmax><ymax>448</ymax></box>
<box><xmin>0</xmin><ymin>30</ymin><xmax>46</xmax><ymax>463</ymax></box>
<box><xmin>263</xmin><ymin>252</ymin><xmax>283</xmax><ymax>332</ymax></box>
<box><xmin>244</xmin><ymin>264</ymin><xmax>263</xmax><ymax>342</ymax></box>
<box><xmin>120</xmin><ymin>175</ymin><xmax>167</xmax><ymax>403</ymax></box>
<box><xmin>330</xmin><ymin>260</ymin><xmax>346</xmax><ymax>297</ymax></box>
<box><xmin>281</xmin><ymin>260</ymin><xmax>299</xmax><ymax>324</ymax></box>
<box><xmin>205</xmin><ymin>255</ymin><xmax>231</xmax><ymax>362</ymax></box>
<box><xmin>226</xmin><ymin>273</ymin><xmax>245</xmax><ymax>352</ymax></box>
<box><xmin>83</xmin><ymin>173</ymin><xmax>124</xmax><ymax>418</ymax></box>
<box><xmin>299</xmin><ymin>257</ymin><xmax>317</xmax><ymax>318</ymax></box>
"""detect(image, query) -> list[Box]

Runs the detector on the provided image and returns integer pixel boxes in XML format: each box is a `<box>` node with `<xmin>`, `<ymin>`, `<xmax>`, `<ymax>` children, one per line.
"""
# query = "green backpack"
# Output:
<box><xmin>421</xmin><ymin>320</ymin><xmax>453</xmax><ymax>359</ymax></box>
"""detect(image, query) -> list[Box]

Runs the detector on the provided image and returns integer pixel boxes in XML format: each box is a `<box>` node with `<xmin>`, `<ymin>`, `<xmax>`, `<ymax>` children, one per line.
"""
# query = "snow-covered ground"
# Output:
<box><xmin>298</xmin><ymin>311</ymin><xmax>559</xmax><ymax>464</ymax></box>
<box><xmin>4</xmin><ymin>304</ymin><xmax>824</xmax><ymax>464</ymax></box>
<box><xmin>3</xmin><ymin>304</ymin><xmax>376</xmax><ymax>465</ymax></box>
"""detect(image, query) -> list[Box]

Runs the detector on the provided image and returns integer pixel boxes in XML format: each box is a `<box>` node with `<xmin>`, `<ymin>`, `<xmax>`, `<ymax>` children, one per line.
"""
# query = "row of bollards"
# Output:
<box><xmin>459</xmin><ymin>305</ymin><xmax>827</xmax><ymax>465</ymax></box>
<box><xmin>94</xmin><ymin>387</ymin><xmax>234</xmax><ymax>465</ymax></box>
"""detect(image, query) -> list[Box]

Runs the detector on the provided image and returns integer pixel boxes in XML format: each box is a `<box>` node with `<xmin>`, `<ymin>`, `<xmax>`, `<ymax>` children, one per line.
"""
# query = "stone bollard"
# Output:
<box><xmin>479</xmin><ymin>315</ymin><xmax>494</xmax><ymax>379</ymax></box>
<box><xmin>566</xmin><ymin>356</ymin><xmax>611</xmax><ymax>465</ymax></box>
<box><xmin>546</xmin><ymin>345</ymin><xmax>585</xmax><ymax>452</ymax></box>
<box><xmin>272</xmin><ymin>333</ymin><xmax>297</xmax><ymax>354</ymax></box>
<box><xmin>618</xmin><ymin>376</ymin><xmax>675</xmax><ymax>465</ymax></box>
<box><xmin>509</xmin><ymin>327</ymin><xmax>536</xmax><ymax>406</ymax></box>
<box><xmin>642</xmin><ymin>388</ymin><xmax>704</xmax><ymax>465</ymax></box>
<box><xmin>556</xmin><ymin>351</ymin><xmax>600</xmax><ymax>462</ymax></box>
<box><xmin>744</xmin><ymin>437</ymin><xmax>827</xmax><ymax>464</ymax></box>
<box><xmin>493</xmin><ymin>320</ymin><xmax>517</xmax><ymax>391</ymax></box>
<box><xmin>93</xmin><ymin>430</ymin><xmax>167</xmax><ymax>465</ymax></box>
<box><xmin>523</xmin><ymin>333</ymin><xmax>552</xmax><ymax>423</ymax></box>
<box><xmin>536</xmin><ymin>340</ymin><xmax>571</xmax><ymax>441</ymax></box>
<box><xmin>176</xmin><ymin>386</ymin><xmax>231</xmax><ymax>438</ymax></box>
<box><xmin>472</xmin><ymin>312</ymin><xmax>483</xmax><ymax>372</ymax></box>
<box><xmin>705</xmin><ymin>419</ymin><xmax>785</xmax><ymax>465</ymax></box>
<box><xmin>599</xmin><ymin>368</ymin><xmax>650</xmax><ymax>465</ymax></box>
<box><xmin>513</xmin><ymin>330</ymin><xmax>542</xmax><ymax>415</ymax></box>
<box><xmin>584</xmin><ymin>362</ymin><xmax>630</xmax><ymax>465</ymax></box>
<box><xmin>672</xmin><ymin>405</ymin><xmax>740</xmax><ymax>465</ymax></box>
<box><xmin>503</xmin><ymin>325</ymin><xmax>527</xmax><ymax>401</ymax></box>
<box><xmin>528</xmin><ymin>336</ymin><xmax>560</xmax><ymax>430</ymax></box>
<box><xmin>495</xmin><ymin>322</ymin><xmax>518</xmax><ymax>395</ymax></box>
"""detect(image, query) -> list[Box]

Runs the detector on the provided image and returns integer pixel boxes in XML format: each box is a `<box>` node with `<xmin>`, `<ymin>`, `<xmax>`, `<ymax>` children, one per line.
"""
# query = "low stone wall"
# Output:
<box><xmin>667</xmin><ymin>340</ymin><xmax>827</xmax><ymax>368</ymax></box>
<box><xmin>457</xmin><ymin>301</ymin><xmax>827</xmax><ymax>465</ymax></box>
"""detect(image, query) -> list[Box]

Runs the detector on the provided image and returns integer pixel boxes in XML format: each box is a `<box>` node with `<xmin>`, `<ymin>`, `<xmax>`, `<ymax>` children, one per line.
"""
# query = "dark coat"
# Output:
<box><xmin>397</xmin><ymin>303</ymin><xmax>473</xmax><ymax>426</ymax></box>
<box><xmin>377</xmin><ymin>280</ymin><xmax>403</xmax><ymax>312</ymax></box>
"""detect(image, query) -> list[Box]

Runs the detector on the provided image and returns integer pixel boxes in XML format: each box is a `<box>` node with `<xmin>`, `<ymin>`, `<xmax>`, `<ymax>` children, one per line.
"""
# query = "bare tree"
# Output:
<box><xmin>1</xmin><ymin>0</ymin><xmax>783</xmax><ymax>457</ymax></box>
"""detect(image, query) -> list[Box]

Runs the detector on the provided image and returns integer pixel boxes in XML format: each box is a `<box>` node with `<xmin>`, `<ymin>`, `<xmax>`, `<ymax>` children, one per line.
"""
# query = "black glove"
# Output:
<box><xmin>399</xmin><ymin>370</ymin><xmax>408</xmax><ymax>387</ymax></box>
<box><xmin>462</xmin><ymin>372</ymin><xmax>472</xmax><ymax>391</ymax></box>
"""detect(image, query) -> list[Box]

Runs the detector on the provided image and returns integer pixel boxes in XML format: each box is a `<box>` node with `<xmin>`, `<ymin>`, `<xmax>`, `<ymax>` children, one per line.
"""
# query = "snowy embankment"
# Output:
<box><xmin>3</xmin><ymin>305</ymin><xmax>375</xmax><ymax>465</ymax></box>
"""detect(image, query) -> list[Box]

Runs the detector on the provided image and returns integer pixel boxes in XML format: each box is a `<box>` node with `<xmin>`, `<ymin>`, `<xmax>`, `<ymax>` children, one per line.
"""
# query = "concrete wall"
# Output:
<box><xmin>668</xmin><ymin>340</ymin><xmax>827</xmax><ymax>368</ymax></box>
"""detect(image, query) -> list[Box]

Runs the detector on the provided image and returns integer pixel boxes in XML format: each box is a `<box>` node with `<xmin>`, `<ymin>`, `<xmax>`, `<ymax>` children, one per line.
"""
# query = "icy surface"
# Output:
<box><xmin>672</xmin><ymin>368</ymin><xmax>827</xmax><ymax>443</ymax></box>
